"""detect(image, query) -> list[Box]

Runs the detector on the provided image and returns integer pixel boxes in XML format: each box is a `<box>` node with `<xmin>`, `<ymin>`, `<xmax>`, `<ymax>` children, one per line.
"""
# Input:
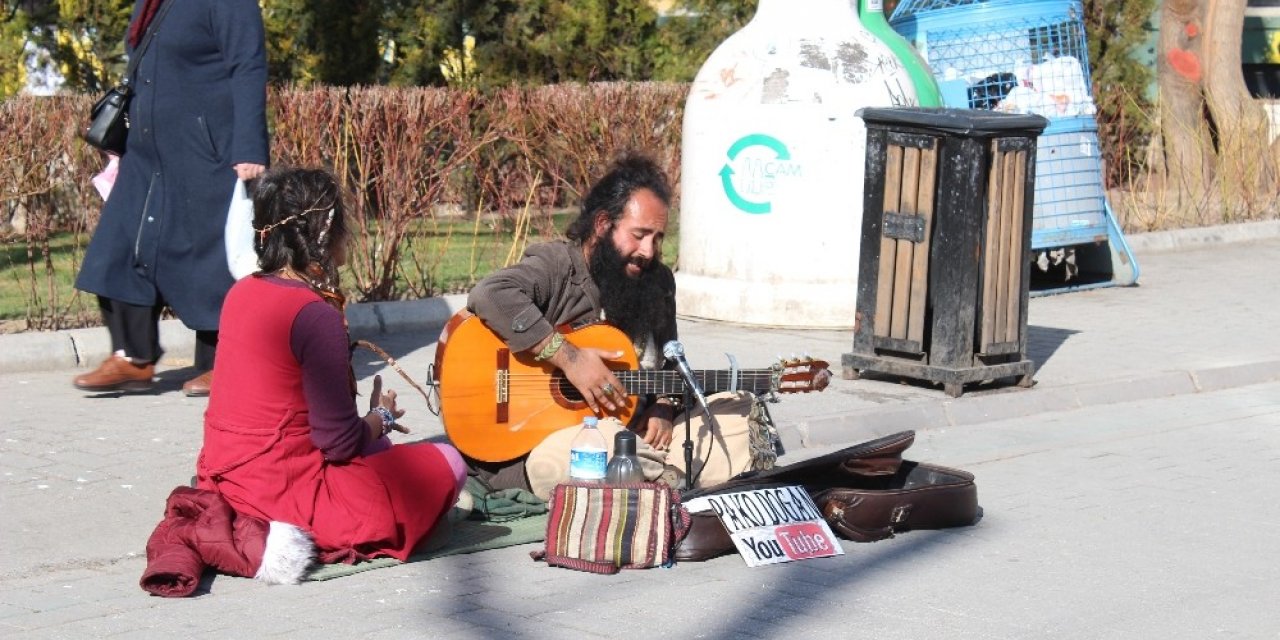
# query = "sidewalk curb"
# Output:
<box><xmin>4</xmin><ymin>221</ymin><xmax>1277</xmax><ymax>375</ymax></box>
<box><xmin>798</xmin><ymin>360</ymin><xmax>1280</xmax><ymax>448</ymax></box>
<box><xmin>1123</xmin><ymin>219</ymin><xmax>1280</xmax><ymax>253</ymax></box>
<box><xmin>0</xmin><ymin>294</ymin><xmax>469</xmax><ymax>374</ymax></box>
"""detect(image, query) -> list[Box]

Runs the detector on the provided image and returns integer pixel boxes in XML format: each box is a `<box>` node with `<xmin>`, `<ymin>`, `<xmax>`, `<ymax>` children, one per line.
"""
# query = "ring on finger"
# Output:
<box><xmin>601</xmin><ymin>383</ymin><xmax>615</xmax><ymax>395</ymax></box>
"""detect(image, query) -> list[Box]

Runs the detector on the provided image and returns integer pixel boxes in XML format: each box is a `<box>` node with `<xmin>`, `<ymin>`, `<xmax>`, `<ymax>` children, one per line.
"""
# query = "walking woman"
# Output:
<box><xmin>74</xmin><ymin>0</ymin><xmax>269</xmax><ymax>396</ymax></box>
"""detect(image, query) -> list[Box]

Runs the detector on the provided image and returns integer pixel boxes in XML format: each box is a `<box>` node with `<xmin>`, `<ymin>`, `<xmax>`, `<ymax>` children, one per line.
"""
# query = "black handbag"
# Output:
<box><xmin>83</xmin><ymin>0</ymin><xmax>176</xmax><ymax>154</ymax></box>
<box><xmin>85</xmin><ymin>86</ymin><xmax>133</xmax><ymax>155</ymax></box>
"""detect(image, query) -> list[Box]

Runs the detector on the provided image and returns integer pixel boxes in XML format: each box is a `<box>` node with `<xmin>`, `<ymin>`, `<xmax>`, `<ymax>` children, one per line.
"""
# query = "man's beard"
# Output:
<box><xmin>589</xmin><ymin>236</ymin><xmax>667</xmax><ymax>343</ymax></box>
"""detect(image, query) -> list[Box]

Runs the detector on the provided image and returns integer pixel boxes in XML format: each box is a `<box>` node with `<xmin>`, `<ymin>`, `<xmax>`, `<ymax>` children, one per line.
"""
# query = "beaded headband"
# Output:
<box><xmin>254</xmin><ymin>200</ymin><xmax>335</xmax><ymax>245</ymax></box>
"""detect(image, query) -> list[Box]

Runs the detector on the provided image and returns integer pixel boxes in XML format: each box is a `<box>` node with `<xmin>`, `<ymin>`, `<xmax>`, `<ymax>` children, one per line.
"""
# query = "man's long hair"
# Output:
<box><xmin>564</xmin><ymin>153</ymin><xmax>672</xmax><ymax>243</ymax></box>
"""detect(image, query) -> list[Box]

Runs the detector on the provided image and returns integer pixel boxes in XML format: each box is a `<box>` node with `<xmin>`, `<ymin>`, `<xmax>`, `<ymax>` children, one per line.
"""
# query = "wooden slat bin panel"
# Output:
<box><xmin>872</xmin><ymin>133</ymin><xmax>938</xmax><ymax>357</ymax></box>
<box><xmin>979</xmin><ymin>137</ymin><xmax>1035</xmax><ymax>357</ymax></box>
<box><xmin>845</xmin><ymin>108</ymin><xmax>1047</xmax><ymax>398</ymax></box>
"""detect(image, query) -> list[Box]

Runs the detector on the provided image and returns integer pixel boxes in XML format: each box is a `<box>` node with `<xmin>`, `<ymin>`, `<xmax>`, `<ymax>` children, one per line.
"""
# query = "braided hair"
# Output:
<box><xmin>253</xmin><ymin>167</ymin><xmax>348</xmax><ymax>302</ymax></box>
<box><xmin>253</xmin><ymin>167</ymin><xmax>356</xmax><ymax>396</ymax></box>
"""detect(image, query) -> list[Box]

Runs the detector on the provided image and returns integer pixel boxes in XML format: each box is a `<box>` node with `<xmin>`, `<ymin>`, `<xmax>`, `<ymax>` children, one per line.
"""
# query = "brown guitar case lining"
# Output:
<box><xmin>675</xmin><ymin>430</ymin><xmax>979</xmax><ymax>561</ymax></box>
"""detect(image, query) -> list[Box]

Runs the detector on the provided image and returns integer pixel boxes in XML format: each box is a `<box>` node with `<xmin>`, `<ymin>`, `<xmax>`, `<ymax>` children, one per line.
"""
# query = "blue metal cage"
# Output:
<box><xmin>891</xmin><ymin>0</ymin><xmax>1110</xmax><ymax>250</ymax></box>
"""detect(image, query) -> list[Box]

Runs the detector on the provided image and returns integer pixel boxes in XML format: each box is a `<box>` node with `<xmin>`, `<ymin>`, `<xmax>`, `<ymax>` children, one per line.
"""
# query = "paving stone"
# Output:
<box><xmin>1</xmin><ymin>239</ymin><xmax>1278</xmax><ymax>637</ymax></box>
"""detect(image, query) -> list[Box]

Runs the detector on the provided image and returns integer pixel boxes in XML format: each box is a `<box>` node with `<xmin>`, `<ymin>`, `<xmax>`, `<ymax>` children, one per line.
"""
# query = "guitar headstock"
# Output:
<box><xmin>770</xmin><ymin>356</ymin><xmax>832</xmax><ymax>393</ymax></box>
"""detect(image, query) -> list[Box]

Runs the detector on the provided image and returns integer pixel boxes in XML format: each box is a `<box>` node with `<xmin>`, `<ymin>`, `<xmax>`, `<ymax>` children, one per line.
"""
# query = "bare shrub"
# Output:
<box><xmin>474</xmin><ymin>81</ymin><xmax>685</xmax><ymax>258</ymax></box>
<box><xmin>1</xmin><ymin>96</ymin><xmax>100</xmax><ymax>330</ymax></box>
<box><xmin>1110</xmin><ymin>92</ymin><xmax>1280</xmax><ymax>232</ymax></box>
<box><xmin>269</xmin><ymin>85</ymin><xmax>347</xmax><ymax>169</ymax></box>
<box><xmin>340</xmin><ymin>87</ymin><xmax>495</xmax><ymax>301</ymax></box>
<box><xmin>506</xmin><ymin>81</ymin><xmax>685</xmax><ymax>211</ymax></box>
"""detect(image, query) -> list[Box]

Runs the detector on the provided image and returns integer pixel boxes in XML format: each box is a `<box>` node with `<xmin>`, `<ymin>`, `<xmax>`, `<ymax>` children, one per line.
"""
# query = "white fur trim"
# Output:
<box><xmin>449</xmin><ymin>489</ymin><xmax>474</xmax><ymax>524</ymax></box>
<box><xmin>254</xmin><ymin>521</ymin><xmax>315</xmax><ymax>585</ymax></box>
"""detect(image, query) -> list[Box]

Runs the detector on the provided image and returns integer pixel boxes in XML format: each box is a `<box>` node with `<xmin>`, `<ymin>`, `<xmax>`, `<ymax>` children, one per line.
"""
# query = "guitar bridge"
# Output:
<box><xmin>496</xmin><ymin>370</ymin><xmax>509</xmax><ymax>403</ymax></box>
<box><xmin>496</xmin><ymin>348</ymin><xmax>510</xmax><ymax>423</ymax></box>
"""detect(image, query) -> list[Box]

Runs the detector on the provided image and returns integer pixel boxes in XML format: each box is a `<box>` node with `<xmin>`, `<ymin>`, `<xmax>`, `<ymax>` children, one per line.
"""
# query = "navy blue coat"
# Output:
<box><xmin>77</xmin><ymin>0</ymin><xmax>268</xmax><ymax>331</ymax></box>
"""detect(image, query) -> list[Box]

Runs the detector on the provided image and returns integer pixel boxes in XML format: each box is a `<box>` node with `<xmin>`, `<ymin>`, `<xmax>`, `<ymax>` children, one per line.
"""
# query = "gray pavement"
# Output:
<box><xmin>2</xmin><ymin>223</ymin><xmax>1279</xmax><ymax>638</ymax></box>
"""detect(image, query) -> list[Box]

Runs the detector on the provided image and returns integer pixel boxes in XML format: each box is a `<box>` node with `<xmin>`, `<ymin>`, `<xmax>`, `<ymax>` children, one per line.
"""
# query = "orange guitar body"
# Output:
<box><xmin>435</xmin><ymin>311</ymin><xmax>639</xmax><ymax>462</ymax></box>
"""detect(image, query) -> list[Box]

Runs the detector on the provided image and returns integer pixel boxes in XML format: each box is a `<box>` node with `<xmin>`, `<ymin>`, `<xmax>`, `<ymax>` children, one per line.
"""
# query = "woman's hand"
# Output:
<box><xmin>233</xmin><ymin>163</ymin><xmax>266</xmax><ymax>181</ymax></box>
<box><xmin>368</xmin><ymin>374</ymin><xmax>409</xmax><ymax>435</ymax></box>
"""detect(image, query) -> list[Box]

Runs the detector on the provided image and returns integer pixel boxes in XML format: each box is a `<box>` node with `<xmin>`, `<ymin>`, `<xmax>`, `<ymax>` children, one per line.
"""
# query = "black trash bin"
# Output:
<box><xmin>843</xmin><ymin>108</ymin><xmax>1048</xmax><ymax>397</ymax></box>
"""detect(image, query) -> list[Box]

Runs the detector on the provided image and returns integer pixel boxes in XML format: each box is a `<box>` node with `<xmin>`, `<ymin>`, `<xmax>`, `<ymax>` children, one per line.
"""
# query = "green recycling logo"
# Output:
<box><xmin>720</xmin><ymin>133</ymin><xmax>801</xmax><ymax>215</ymax></box>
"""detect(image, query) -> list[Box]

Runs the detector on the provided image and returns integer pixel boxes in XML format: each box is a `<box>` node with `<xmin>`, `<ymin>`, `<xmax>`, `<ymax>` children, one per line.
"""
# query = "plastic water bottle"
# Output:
<box><xmin>606</xmin><ymin>430</ymin><xmax>644</xmax><ymax>485</ymax></box>
<box><xmin>568</xmin><ymin>416</ymin><xmax>607</xmax><ymax>483</ymax></box>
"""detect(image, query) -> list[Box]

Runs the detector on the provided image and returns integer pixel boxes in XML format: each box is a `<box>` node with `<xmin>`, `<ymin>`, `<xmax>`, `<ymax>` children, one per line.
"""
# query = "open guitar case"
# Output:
<box><xmin>675</xmin><ymin>430</ymin><xmax>981</xmax><ymax>562</ymax></box>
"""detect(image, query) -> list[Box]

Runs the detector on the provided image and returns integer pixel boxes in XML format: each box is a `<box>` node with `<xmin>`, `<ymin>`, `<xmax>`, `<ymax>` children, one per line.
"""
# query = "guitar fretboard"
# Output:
<box><xmin>610</xmin><ymin>369</ymin><xmax>775</xmax><ymax>396</ymax></box>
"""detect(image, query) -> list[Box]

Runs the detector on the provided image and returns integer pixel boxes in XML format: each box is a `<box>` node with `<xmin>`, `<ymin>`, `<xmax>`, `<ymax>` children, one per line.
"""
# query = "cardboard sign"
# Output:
<box><xmin>685</xmin><ymin>485</ymin><xmax>844</xmax><ymax>567</ymax></box>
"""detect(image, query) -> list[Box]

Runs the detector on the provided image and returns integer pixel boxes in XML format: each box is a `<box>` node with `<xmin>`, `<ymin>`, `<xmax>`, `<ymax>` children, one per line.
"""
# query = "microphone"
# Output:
<box><xmin>663</xmin><ymin>340</ymin><xmax>709</xmax><ymax>407</ymax></box>
<box><xmin>663</xmin><ymin>338</ymin><xmax>721</xmax><ymax>491</ymax></box>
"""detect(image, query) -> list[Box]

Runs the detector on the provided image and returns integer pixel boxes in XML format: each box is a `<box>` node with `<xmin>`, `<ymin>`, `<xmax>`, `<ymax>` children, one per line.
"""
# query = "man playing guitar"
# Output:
<box><xmin>458</xmin><ymin>153</ymin><xmax>825</xmax><ymax>498</ymax></box>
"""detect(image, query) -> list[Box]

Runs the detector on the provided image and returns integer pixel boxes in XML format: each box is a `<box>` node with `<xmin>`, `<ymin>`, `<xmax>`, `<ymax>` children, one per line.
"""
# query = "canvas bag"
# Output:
<box><xmin>532</xmin><ymin>481</ymin><xmax>691</xmax><ymax>574</ymax></box>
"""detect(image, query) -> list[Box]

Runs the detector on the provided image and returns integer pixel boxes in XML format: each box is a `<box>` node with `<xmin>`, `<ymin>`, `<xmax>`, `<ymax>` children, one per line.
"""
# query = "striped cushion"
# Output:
<box><xmin>541</xmin><ymin>482</ymin><xmax>687</xmax><ymax>573</ymax></box>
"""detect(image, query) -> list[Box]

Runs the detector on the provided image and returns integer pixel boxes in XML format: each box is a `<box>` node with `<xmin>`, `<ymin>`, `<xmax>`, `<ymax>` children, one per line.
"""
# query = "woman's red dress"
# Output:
<box><xmin>196</xmin><ymin>276</ymin><xmax>458</xmax><ymax>563</ymax></box>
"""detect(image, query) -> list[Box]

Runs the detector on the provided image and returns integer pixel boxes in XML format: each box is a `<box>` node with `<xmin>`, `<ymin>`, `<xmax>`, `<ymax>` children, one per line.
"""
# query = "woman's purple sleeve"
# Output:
<box><xmin>291</xmin><ymin>302</ymin><xmax>387</xmax><ymax>460</ymax></box>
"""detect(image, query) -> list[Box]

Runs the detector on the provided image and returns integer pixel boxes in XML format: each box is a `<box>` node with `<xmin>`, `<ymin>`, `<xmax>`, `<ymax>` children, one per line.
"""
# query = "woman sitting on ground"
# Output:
<box><xmin>195</xmin><ymin>167</ymin><xmax>465</xmax><ymax>563</ymax></box>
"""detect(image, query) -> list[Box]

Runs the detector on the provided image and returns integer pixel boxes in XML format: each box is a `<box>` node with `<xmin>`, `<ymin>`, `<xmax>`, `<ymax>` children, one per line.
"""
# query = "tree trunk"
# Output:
<box><xmin>1157</xmin><ymin>0</ymin><xmax>1214</xmax><ymax>203</ymax></box>
<box><xmin>1201</xmin><ymin>0</ymin><xmax>1276</xmax><ymax>198</ymax></box>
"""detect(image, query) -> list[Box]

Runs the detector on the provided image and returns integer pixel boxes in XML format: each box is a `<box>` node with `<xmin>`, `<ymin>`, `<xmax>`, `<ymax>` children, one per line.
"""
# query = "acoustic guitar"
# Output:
<box><xmin>433</xmin><ymin>311</ymin><xmax>831</xmax><ymax>462</ymax></box>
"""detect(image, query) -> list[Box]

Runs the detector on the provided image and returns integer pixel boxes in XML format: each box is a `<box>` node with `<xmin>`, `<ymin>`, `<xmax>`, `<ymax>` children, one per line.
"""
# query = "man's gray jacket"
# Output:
<box><xmin>467</xmin><ymin>240</ymin><xmax>677</xmax><ymax>356</ymax></box>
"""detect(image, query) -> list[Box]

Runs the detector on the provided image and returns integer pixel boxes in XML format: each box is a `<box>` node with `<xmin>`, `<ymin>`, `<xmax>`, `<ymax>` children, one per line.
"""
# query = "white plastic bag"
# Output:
<box><xmin>224</xmin><ymin>179</ymin><xmax>258</xmax><ymax>280</ymax></box>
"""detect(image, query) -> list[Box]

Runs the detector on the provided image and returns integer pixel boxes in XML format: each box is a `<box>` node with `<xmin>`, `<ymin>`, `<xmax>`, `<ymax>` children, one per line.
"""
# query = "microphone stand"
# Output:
<box><xmin>662</xmin><ymin>340</ymin><xmax>722</xmax><ymax>492</ymax></box>
<box><xmin>680</xmin><ymin>374</ymin><xmax>723</xmax><ymax>491</ymax></box>
<box><xmin>682</xmin><ymin>386</ymin><xmax>694</xmax><ymax>492</ymax></box>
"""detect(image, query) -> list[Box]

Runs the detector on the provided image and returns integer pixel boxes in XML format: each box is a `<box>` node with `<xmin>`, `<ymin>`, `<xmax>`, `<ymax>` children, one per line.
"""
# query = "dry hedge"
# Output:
<box><xmin>1</xmin><ymin>83</ymin><xmax>686</xmax><ymax>321</ymax></box>
<box><xmin>6</xmin><ymin>81</ymin><xmax>1269</xmax><ymax>328</ymax></box>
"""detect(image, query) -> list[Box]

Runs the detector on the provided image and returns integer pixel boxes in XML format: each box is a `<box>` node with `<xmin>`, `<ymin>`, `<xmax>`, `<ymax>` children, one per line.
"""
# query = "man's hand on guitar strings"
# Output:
<box><xmin>546</xmin><ymin>342</ymin><xmax>628</xmax><ymax>415</ymax></box>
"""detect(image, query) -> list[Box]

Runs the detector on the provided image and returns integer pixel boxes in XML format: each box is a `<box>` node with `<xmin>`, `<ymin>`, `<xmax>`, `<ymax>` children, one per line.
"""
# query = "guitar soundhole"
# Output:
<box><xmin>554</xmin><ymin>374</ymin><xmax>585</xmax><ymax>403</ymax></box>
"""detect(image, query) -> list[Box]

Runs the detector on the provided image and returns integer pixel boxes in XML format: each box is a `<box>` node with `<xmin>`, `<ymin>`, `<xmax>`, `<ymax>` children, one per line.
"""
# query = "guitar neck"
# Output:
<box><xmin>613</xmin><ymin>369</ymin><xmax>774</xmax><ymax>397</ymax></box>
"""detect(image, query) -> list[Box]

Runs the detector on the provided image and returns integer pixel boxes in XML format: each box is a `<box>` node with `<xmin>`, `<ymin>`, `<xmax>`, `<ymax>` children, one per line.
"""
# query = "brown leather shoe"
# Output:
<box><xmin>182</xmin><ymin>371</ymin><xmax>213</xmax><ymax>397</ymax></box>
<box><xmin>73</xmin><ymin>355</ymin><xmax>155</xmax><ymax>392</ymax></box>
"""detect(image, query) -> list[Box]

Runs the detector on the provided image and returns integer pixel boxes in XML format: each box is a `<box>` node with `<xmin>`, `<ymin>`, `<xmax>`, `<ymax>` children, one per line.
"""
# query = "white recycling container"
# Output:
<box><xmin>677</xmin><ymin>0</ymin><xmax>918</xmax><ymax>328</ymax></box>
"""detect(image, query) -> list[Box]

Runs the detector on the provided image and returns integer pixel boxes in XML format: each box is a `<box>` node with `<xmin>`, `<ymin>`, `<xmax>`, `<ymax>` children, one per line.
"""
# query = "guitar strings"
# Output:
<box><xmin>494</xmin><ymin>373</ymin><xmax>783</xmax><ymax>381</ymax></box>
<box><xmin>486</xmin><ymin>370</ymin><xmax>785</xmax><ymax>395</ymax></box>
<box><xmin>494</xmin><ymin>371</ymin><xmax>778</xmax><ymax>378</ymax></box>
